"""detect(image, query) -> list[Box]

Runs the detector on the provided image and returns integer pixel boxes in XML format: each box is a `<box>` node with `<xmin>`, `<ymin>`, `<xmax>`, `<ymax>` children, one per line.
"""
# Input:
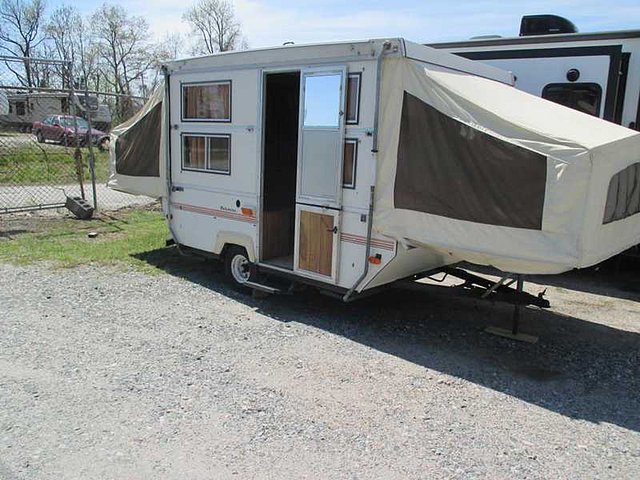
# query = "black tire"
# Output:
<box><xmin>36</xmin><ymin>131</ymin><xmax>44</xmax><ymax>143</ymax></box>
<box><xmin>223</xmin><ymin>246</ymin><xmax>254</xmax><ymax>288</ymax></box>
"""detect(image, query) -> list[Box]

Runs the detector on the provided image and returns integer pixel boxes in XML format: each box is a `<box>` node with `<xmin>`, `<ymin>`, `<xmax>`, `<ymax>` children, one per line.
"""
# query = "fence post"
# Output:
<box><xmin>69</xmin><ymin>62</ymin><xmax>98</xmax><ymax>209</ymax></box>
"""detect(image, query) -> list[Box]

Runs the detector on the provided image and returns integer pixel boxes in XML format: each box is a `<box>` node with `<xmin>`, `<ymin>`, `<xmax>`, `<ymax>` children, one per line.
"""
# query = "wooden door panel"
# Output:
<box><xmin>298</xmin><ymin>210</ymin><xmax>334</xmax><ymax>276</ymax></box>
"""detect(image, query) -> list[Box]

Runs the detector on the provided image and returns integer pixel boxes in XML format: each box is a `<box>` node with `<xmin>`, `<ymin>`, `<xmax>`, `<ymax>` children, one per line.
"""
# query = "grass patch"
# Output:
<box><xmin>0</xmin><ymin>144</ymin><xmax>109</xmax><ymax>185</ymax></box>
<box><xmin>0</xmin><ymin>208</ymin><xmax>175</xmax><ymax>272</ymax></box>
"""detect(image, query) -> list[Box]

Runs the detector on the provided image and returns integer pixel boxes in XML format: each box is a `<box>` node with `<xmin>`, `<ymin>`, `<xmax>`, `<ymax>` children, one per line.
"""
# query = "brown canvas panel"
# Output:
<box><xmin>115</xmin><ymin>103</ymin><xmax>161</xmax><ymax>177</ymax></box>
<box><xmin>394</xmin><ymin>92</ymin><xmax>547</xmax><ymax>230</ymax></box>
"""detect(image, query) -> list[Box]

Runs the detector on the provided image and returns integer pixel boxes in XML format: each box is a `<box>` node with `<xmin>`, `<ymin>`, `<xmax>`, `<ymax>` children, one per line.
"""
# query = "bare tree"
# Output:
<box><xmin>0</xmin><ymin>0</ymin><xmax>47</xmax><ymax>87</ymax></box>
<box><xmin>183</xmin><ymin>0</ymin><xmax>243</xmax><ymax>55</ymax></box>
<box><xmin>91</xmin><ymin>4</ymin><xmax>160</xmax><ymax>120</ymax></box>
<box><xmin>47</xmin><ymin>5</ymin><xmax>100</xmax><ymax>92</ymax></box>
<box><xmin>160</xmin><ymin>32</ymin><xmax>185</xmax><ymax>60</ymax></box>
<box><xmin>46</xmin><ymin>4</ymin><xmax>80</xmax><ymax>87</ymax></box>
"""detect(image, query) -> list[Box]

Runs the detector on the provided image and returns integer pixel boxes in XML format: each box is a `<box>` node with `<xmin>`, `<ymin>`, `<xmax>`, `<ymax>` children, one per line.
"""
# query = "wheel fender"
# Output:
<box><xmin>214</xmin><ymin>232</ymin><xmax>256</xmax><ymax>262</ymax></box>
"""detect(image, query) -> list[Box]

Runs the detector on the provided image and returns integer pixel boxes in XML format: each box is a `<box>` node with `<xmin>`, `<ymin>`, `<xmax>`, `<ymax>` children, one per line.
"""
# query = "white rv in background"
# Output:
<box><xmin>0</xmin><ymin>92</ymin><xmax>112</xmax><ymax>132</ymax></box>
<box><xmin>430</xmin><ymin>15</ymin><xmax>640</xmax><ymax>130</ymax></box>
<box><xmin>109</xmin><ymin>38</ymin><xmax>640</xmax><ymax>303</ymax></box>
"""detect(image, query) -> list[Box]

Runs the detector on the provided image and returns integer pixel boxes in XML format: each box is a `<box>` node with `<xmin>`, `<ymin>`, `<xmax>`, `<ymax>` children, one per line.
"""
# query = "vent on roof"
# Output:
<box><xmin>519</xmin><ymin>15</ymin><xmax>578</xmax><ymax>36</ymax></box>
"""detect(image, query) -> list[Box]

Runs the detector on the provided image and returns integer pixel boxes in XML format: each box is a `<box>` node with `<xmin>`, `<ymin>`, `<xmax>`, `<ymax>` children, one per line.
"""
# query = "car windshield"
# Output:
<box><xmin>60</xmin><ymin>117</ymin><xmax>89</xmax><ymax>129</ymax></box>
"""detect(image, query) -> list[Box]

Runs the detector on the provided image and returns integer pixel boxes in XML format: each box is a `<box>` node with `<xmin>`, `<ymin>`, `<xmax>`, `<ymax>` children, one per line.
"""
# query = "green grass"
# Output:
<box><xmin>0</xmin><ymin>144</ymin><xmax>109</xmax><ymax>185</ymax></box>
<box><xmin>0</xmin><ymin>208</ymin><xmax>173</xmax><ymax>273</ymax></box>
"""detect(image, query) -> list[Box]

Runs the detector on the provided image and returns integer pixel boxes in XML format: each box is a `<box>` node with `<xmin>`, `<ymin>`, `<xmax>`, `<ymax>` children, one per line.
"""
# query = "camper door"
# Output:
<box><xmin>294</xmin><ymin>67</ymin><xmax>346</xmax><ymax>282</ymax></box>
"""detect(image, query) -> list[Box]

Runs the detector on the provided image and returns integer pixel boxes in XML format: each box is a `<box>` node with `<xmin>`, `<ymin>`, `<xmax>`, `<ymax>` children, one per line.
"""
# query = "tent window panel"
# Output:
<box><xmin>343</xmin><ymin>139</ymin><xmax>357</xmax><ymax>188</ymax></box>
<box><xmin>115</xmin><ymin>102</ymin><xmax>162</xmax><ymax>177</ymax></box>
<box><xmin>394</xmin><ymin>92</ymin><xmax>547</xmax><ymax>230</ymax></box>
<box><xmin>603</xmin><ymin>162</ymin><xmax>640</xmax><ymax>224</ymax></box>
<box><xmin>542</xmin><ymin>83</ymin><xmax>602</xmax><ymax>117</ymax></box>
<box><xmin>182</xmin><ymin>81</ymin><xmax>231</xmax><ymax>121</ymax></box>
<box><xmin>346</xmin><ymin>73</ymin><xmax>361</xmax><ymax>124</ymax></box>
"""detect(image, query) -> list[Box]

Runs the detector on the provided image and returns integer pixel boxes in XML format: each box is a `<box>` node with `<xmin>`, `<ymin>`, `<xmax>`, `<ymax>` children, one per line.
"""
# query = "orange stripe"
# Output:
<box><xmin>172</xmin><ymin>203</ymin><xmax>257</xmax><ymax>223</ymax></box>
<box><xmin>340</xmin><ymin>232</ymin><xmax>395</xmax><ymax>246</ymax></box>
<box><xmin>340</xmin><ymin>233</ymin><xmax>395</xmax><ymax>251</ymax></box>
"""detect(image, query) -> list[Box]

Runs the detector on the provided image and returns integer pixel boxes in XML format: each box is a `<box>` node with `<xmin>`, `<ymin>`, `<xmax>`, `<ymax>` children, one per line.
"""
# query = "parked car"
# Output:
<box><xmin>32</xmin><ymin>115</ymin><xmax>110</xmax><ymax>150</ymax></box>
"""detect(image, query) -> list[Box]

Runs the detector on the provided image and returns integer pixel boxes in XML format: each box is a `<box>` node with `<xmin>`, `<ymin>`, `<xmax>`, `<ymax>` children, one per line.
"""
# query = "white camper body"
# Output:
<box><xmin>109</xmin><ymin>38</ymin><xmax>640</xmax><ymax>298</ymax></box>
<box><xmin>431</xmin><ymin>29</ymin><xmax>640</xmax><ymax>130</ymax></box>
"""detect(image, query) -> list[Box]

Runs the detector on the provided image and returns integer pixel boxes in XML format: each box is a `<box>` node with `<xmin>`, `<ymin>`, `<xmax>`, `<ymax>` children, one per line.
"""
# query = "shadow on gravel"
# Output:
<box><xmin>135</xmin><ymin>246</ymin><xmax>640</xmax><ymax>433</ymax></box>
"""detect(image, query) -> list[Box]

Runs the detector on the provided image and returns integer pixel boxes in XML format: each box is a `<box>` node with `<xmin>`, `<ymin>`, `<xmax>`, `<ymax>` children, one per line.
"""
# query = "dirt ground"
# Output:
<box><xmin>0</xmin><ymin>238</ymin><xmax>639</xmax><ymax>478</ymax></box>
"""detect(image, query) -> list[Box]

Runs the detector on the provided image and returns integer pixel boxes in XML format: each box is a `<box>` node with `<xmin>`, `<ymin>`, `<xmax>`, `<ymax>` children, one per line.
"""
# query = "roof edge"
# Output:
<box><xmin>428</xmin><ymin>29</ymin><xmax>640</xmax><ymax>50</ymax></box>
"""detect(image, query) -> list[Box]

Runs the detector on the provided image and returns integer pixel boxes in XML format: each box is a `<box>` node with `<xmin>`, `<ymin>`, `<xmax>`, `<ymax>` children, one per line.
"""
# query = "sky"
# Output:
<box><xmin>76</xmin><ymin>0</ymin><xmax>640</xmax><ymax>48</ymax></box>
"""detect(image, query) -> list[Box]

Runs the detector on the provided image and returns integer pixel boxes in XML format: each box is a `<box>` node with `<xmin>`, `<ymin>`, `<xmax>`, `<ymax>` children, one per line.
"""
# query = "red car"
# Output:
<box><xmin>33</xmin><ymin>115</ymin><xmax>110</xmax><ymax>150</ymax></box>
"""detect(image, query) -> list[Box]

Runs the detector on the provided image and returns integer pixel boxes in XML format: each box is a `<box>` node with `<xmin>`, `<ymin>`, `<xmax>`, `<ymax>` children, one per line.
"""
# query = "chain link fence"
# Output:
<box><xmin>0</xmin><ymin>55</ymin><xmax>153</xmax><ymax>214</ymax></box>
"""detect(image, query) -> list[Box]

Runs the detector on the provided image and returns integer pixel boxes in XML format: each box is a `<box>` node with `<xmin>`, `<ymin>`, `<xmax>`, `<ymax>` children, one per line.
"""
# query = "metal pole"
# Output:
<box><xmin>512</xmin><ymin>275</ymin><xmax>524</xmax><ymax>335</ymax></box>
<box><xmin>343</xmin><ymin>185</ymin><xmax>375</xmax><ymax>302</ymax></box>
<box><xmin>67</xmin><ymin>61</ymin><xmax>85</xmax><ymax>200</ymax></box>
<box><xmin>84</xmin><ymin>91</ymin><xmax>98</xmax><ymax>211</ymax></box>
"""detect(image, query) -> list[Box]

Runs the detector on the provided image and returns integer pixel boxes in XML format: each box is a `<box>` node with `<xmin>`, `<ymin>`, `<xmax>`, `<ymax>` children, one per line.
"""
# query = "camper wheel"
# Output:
<box><xmin>224</xmin><ymin>246</ymin><xmax>254</xmax><ymax>287</ymax></box>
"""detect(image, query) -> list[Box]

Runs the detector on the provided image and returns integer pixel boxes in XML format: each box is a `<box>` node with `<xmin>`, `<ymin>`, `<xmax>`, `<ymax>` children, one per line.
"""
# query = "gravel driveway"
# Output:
<box><xmin>0</xmin><ymin>259</ymin><xmax>639</xmax><ymax>479</ymax></box>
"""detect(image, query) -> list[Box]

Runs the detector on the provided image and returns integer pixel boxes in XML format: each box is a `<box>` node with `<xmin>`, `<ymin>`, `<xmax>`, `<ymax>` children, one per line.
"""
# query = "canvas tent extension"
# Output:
<box><xmin>375</xmin><ymin>44</ymin><xmax>640</xmax><ymax>274</ymax></box>
<box><xmin>108</xmin><ymin>85</ymin><xmax>166</xmax><ymax>198</ymax></box>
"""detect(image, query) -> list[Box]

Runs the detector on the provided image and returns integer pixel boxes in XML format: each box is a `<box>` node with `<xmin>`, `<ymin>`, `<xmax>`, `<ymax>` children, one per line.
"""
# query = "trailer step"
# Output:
<box><xmin>244</xmin><ymin>281</ymin><xmax>282</xmax><ymax>295</ymax></box>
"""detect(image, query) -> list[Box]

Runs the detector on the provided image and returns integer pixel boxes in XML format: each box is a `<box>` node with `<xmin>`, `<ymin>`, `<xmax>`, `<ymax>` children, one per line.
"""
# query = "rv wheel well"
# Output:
<box><xmin>220</xmin><ymin>243</ymin><xmax>247</xmax><ymax>259</ymax></box>
<box><xmin>214</xmin><ymin>232</ymin><xmax>256</xmax><ymax>262</ymax></box>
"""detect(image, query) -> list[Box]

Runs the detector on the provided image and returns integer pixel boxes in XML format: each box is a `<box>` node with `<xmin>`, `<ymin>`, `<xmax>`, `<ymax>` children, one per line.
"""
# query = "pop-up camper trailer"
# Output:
<box><xmin>109</xmin><ymin>38</ymin><xmax>640</xmax><ymax>303</ymax></box>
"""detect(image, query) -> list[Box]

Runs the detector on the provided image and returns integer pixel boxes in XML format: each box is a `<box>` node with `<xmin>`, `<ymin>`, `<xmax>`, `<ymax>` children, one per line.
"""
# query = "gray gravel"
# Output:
<box><xmin>0</xmin><ymin>260</ymin><xmax>639</xmax><ymax>479</ymax></box>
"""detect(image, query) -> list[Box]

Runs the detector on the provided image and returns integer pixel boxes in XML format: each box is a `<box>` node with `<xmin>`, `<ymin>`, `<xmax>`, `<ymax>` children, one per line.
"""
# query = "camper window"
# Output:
<box><xmin>542</xmin><ymin>83</ymin><xmax>602</xmax><ymax>117</ymax></box>
<box><xmin>15</xmin><ymin>101</ymin><xmax>26</xmax><ymax>116</ymax></box>
<box><xmin>343</xmin><ymin>139</ymin><xmax>357</xmax><ymax>188</ymax></box>
<box><xmin>182</xmin><ymin>134</ymin><xmax>230</xmax><ymax>174</ymax></box>
<box><xmin>346</xmin><ymin>73</ymin><xmax>361</xmax><ymax>124</ymax></box>
<box><xmin>303</xmin><ymin>74</ymin><xmax>342</xmax><ymax>127</ymax></box>
<box><xmin>182</xmin><ymin>81</ymin><xmax>231</xmax><ymax>121</ymax></box>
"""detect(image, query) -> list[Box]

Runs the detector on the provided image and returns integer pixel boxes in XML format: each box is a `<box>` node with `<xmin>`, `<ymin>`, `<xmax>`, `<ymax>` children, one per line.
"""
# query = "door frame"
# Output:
<box><xmin>293</xmin><ymin>204</ymin><xmax>341</xmax><ymax>283</ymax></box>
<box><xmin>258</xmin><ymin>68</ymin><xmax>301</xmax><ymax>262</ymax></box>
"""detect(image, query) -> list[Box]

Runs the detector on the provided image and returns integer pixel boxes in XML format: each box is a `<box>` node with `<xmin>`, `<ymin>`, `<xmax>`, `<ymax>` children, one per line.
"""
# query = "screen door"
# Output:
<box><xmin>297</xmin><ymin>67</ymin><xmax>346</xmax><ymax>208</ymax></box>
